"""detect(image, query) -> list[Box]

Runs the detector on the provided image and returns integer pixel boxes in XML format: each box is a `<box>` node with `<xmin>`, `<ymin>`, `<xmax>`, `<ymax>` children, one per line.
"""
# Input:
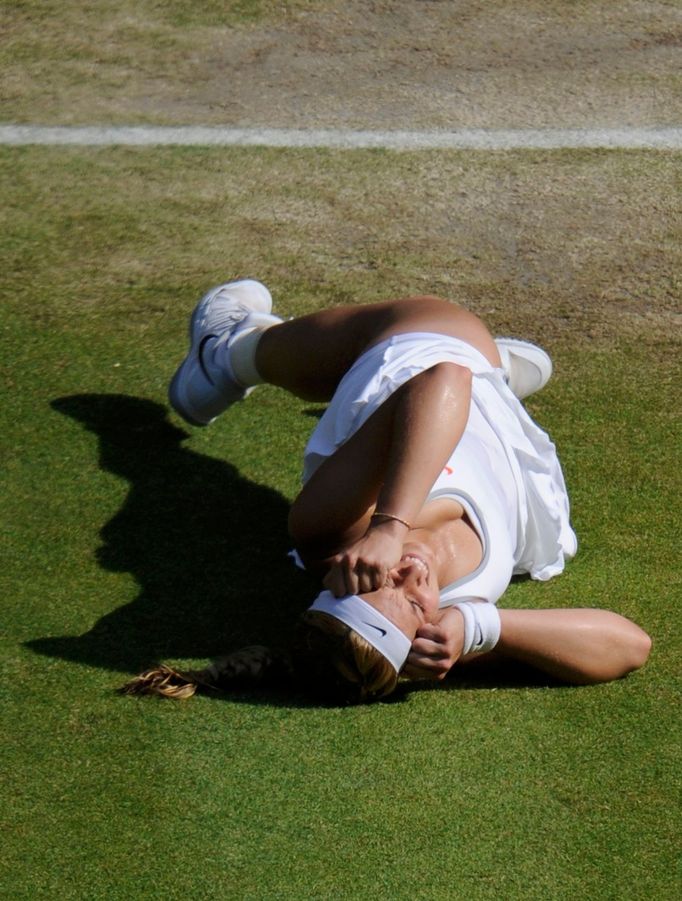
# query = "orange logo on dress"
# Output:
<box><xmin>443</xmin><ymin>465</ymin><xmax>453</xmax><ymax>475</ymax></box>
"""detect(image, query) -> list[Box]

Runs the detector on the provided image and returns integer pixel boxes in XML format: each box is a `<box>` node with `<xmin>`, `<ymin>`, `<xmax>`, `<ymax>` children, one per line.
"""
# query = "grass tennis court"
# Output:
<box><xmin>1</xmin><ymin>144</ymin><xmax>679</xmax><ymax>898</ymax></box>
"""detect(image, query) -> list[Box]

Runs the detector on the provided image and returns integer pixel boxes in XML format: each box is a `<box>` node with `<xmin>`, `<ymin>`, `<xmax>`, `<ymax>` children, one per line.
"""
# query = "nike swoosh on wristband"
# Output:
<box><xmin>362</xmin><ymin>621</ymin><xmax>387</xmax><ymax>637</ymax></box>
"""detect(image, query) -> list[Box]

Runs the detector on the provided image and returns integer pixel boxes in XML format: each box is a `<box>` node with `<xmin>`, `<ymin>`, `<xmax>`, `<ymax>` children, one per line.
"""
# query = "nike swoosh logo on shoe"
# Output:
<box><xmin>198</xmin><ymin>335</ymin><xmax>217</xmax><ymax>385</ymax></box>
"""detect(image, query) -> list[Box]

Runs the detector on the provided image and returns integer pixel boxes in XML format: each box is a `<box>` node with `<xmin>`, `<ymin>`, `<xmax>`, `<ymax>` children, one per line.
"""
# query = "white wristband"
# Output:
<box><xmin>454</xmin><ymin>602</ymin><xmax>501</xmax><ymax>656</ymax></box>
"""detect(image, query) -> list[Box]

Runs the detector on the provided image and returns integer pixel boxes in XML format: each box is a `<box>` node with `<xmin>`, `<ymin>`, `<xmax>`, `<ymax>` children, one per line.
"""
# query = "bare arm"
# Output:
<box><xmin>406</xmin><ymin>606</ymin><xmax>651</xmax><ymax>684</ymax></box>
<box><xmin>493</xmin><ymin>608</ymin><xmax>652</xmax><ymax>683</ymax></box>
<box><xmin>374</xmin><ymin>361</ymin><xmax>472</xmax><ymax>526</ymax></box>
<box><xmin>290</xmin><ymin>362</ymin><xmax>472</xmax><ymax>593</ymax></box>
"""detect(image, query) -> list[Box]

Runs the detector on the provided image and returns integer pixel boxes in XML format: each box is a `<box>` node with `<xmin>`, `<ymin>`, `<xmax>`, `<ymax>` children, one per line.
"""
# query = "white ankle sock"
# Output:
<box><xmin>228</xmin><ymin>326</ymin><xmax>268</xmax><ymax>386</ymax></box>
<box><xmin>211</xmin><ymin>313</ymin><xmax>281</xmax><ymax>387</ymax></box>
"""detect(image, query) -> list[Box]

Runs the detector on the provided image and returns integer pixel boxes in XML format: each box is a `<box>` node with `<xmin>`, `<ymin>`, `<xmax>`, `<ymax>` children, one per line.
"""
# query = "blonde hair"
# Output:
<box><xmin>120</xmin><ymin>611</ymin><xmax>399</xmax><ymax>705</ymax></box>
<box><xmin>292</xmin><ymin>610</ymin><xmax>398</xmax><ymax>704</ymax></box>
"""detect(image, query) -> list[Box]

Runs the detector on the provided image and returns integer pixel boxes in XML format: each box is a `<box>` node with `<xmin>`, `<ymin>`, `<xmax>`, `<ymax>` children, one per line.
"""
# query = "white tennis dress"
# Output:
<box><xmin>301</xmin><ymin>332</ymin><xmax>577</xmax><ymax>606</ymax></box>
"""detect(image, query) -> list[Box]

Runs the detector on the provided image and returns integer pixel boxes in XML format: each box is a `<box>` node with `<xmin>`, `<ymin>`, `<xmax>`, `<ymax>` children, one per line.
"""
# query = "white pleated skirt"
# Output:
<box><xmin>302</xmin><ymin>332</ymin><xmax>577</xmax><ymax>582</ymax></box>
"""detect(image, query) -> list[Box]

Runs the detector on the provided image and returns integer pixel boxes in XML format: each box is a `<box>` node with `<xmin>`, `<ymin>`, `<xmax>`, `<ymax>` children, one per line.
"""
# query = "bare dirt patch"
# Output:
<box><xmin>3</xmin><ymin>0</ymin><xmax>681</xmax><ymax>128</ymax></box>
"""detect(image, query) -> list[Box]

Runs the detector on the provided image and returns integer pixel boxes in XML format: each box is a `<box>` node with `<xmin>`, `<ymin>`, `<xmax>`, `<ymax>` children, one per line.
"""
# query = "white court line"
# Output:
<box><xmin>1</xmin><ymin>125</ymin><xmax>681</xmax><ymax>149</ymax></box>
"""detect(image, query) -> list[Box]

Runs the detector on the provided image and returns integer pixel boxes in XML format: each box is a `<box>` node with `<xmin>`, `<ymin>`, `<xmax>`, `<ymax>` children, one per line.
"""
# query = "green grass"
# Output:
<box><xmin>1</xmin><ymin>147</ymin><xmax>680</xmax><ymax>899</ymax></box>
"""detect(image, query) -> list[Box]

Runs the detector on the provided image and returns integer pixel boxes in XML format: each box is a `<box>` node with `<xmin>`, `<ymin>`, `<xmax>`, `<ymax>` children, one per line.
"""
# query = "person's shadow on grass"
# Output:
<box><xmin>26</xmin><ymin>394</ymin><xmax>317</xmax><ymax>679</ymax></box>
<box><xmin>28</xmin><ymin>393</ymin><xmax>560</xmax><ymax>702</ymax></box>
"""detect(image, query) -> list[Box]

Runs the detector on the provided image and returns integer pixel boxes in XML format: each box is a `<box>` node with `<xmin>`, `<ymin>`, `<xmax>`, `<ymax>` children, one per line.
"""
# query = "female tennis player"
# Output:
<box><xmin>123</xmin><ymin>280</ymin><xmax>650</xmax><ymax>704</ymax></box>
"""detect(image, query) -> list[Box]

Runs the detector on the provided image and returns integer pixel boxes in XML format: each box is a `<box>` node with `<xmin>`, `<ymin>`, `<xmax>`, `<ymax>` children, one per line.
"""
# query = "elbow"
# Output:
<box><xmin>578</xmin><ymin>617</ymin><xmax>652</xmax><ymax>685</ymax></box>
<box><xmin>621</xmin><ymin>625</ymin><xmax>652</xmax><ymax>675</ymax></box>
<box><xmin>428</xmin><ymin>361</ymin><xmax>472</xmax><ymax>401</ymax></box>
<box><xmin>437</xmin><ymin>360</ymin><xmax>472</xmax><ymax>387</ymax></box>
<box><xmin>600</xmin><ymin>619</ymin><xmax>652</xmax><ymax>682</ymax></box>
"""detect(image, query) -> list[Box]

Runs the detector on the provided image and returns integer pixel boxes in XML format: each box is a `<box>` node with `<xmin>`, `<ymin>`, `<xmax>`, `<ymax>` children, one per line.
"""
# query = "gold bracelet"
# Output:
<box><xmin>371</xmin><ymin>511</ymin><xmax>412</xmax><ymax>530</ymax></box>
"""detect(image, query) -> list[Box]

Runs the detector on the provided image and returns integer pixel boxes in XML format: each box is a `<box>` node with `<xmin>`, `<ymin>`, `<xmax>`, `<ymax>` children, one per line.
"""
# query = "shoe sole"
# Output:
<box><xmin>168</xmin><ymin>365</ymin><xmax>208</xmax><ymax>426</ymax></box>
<box><xmin>169</xmin><ymin>280</ymin><xmax>272</xmax><ymax>426</ymax></box>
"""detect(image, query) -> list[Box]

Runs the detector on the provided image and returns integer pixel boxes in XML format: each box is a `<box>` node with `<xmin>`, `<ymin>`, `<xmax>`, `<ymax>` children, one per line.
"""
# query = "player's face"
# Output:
<box><xmin>359</xmin><ymin>549</ymin><xmax>440</xmax><ymax>639</ymax></box>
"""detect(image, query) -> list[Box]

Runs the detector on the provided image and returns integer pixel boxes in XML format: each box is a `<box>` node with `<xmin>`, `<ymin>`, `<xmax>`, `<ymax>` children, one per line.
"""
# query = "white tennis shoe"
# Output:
<box><xmin>169</xmin><ymin>279</ymin><xmax>276</xmax><ymax>426</ymax></box>
<box><xmin>495</xmin><ymin>338</ymin><xmax>553</xmax><ymax>400</ymax></box>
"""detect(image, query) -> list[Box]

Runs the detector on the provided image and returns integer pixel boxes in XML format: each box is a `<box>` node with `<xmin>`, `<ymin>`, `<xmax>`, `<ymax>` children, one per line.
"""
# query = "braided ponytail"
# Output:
<box><xmin>121</xmin><ymin>613</ymin><xmax>399</xmax><ymax>704</ymax></box>
<box><xmin>119</xmin><ymin>646</ymin><xmax>293</xmax><ymax>699</ymax></box>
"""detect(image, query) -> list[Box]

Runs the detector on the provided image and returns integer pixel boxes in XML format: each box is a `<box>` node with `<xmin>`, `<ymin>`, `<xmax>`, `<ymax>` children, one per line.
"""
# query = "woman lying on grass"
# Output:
<box><xmin>123</xmin><ymin>281</ymin><xmax>651</xmax><ymax>704</ymax></box>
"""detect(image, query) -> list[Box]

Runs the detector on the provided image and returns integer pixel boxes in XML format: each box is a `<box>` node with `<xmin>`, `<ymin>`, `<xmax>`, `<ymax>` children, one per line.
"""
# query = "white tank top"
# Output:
<box><xmin>428</xmin><ymin>419</ymin><xmax>517</xmax><ymax>607</ymax></box>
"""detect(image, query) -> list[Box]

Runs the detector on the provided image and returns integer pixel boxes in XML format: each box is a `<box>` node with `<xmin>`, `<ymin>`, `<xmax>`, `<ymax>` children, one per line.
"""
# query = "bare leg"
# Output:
<box><xmin>255</xmin><ymin>295</ymin><xmax>501</xmax><ymax>402</ymax></box>
<box><xmin>169</xmin><ymin>286</ymin><xmax>506</xmax><ymax>427</ymax></box>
